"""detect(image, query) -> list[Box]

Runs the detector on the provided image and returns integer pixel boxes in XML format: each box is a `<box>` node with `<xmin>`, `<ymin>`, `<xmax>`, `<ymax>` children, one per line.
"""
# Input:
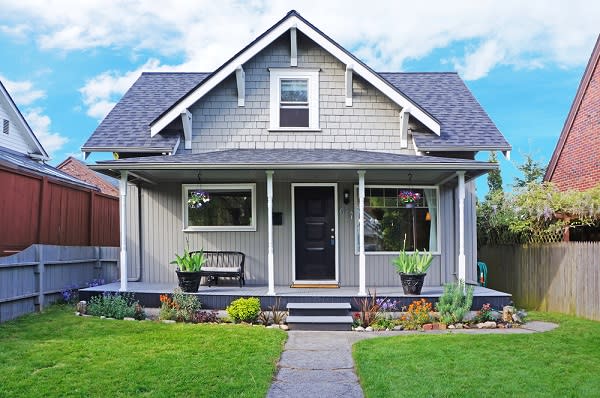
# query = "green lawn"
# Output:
<box><xmin>0</xmin><ymin>305</ymin><xmax>286</xmax><ymax>397</ymax></box>
<box><xmin>354</xmin><ymin>312</ymin><xmax>600</xmax><ymax>397</ymax></box>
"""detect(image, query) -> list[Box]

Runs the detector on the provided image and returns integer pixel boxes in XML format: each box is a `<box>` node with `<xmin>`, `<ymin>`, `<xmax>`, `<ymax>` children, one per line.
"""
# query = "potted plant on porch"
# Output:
<box><xmin>171</xmin><ymin>246</ymin><xmax>207</xmax><ymax>293</ymax></box>
<box><xmin>392</xmin><ymin>235</ymin><xmax>434</xmax><ymax>295</ymax></box>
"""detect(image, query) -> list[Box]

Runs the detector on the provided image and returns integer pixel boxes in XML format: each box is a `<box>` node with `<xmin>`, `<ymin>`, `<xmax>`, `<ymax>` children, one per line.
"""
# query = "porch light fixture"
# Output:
<box><xmin>343</xmin><ymin>190</ymin><xmax>350</xmax><ymax>204</ymax></box>
<box><xmin>425</xmin><ymin>211</ymin><xmax>431</xmax><ymax>221</ymax></box>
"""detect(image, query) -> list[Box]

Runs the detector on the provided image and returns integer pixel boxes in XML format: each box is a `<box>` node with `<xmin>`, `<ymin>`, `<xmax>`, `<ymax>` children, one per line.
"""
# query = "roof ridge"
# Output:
<box><xmin>378</xmin><ymin>71</ymin><xmax>458</xmax><ymax>75</ymax></box>
<box><xmin>141</xmin><ymin>72</ymin><xmax>210</xmax><ymax>75</ymax></box>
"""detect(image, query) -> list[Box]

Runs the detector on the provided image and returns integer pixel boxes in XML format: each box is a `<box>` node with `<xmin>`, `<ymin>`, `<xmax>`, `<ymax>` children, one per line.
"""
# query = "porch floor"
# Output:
<box><xmin>80</xmin><ymin>282</ymin><xmax>512</xmax><ymax>310</ymax></box>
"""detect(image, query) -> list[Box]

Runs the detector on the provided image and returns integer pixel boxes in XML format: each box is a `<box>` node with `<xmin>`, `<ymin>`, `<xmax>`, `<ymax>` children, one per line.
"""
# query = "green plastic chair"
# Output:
<box><xmin>477</xmin><ymin>261</ymin><xmax>488</xmax><ymax>287</ymax></box>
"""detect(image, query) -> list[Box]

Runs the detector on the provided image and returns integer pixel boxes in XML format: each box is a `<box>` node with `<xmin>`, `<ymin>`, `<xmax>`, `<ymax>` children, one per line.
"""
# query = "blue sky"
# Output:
<box><xmin>0</xmin><ymin>1</ymin><xmax>597</xmax><ymax>196</ymax></box>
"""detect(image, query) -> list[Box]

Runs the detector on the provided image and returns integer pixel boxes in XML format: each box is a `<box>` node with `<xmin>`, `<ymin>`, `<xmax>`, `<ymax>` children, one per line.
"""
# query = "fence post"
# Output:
<box><xmin>37</xmin><ymin>245</ymin><xmax>45</xmax><ymax>311</ymax></box>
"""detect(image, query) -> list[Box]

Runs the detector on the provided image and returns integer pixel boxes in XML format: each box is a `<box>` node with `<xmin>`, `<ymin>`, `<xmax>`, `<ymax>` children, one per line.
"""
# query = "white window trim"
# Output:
<box><xmin>353</xmin><ymin>184</ymin><xmax>441</xmax><ymax>255</ymax></box>
<box><xmin>269</xmin><ymin>68</ymin><xmax>319</xmax><ymax>131</ymax></box>
<box><xmin>182</xmin><ymin>183</ymin><xmax>257</xmax><ymax>232</ymax></box>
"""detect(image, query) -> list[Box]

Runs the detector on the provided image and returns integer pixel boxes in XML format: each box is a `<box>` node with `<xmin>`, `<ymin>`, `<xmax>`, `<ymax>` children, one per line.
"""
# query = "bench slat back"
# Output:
<box><xmin>191</xmin><ymin>251</ymin><xmax>245</xmax><ymax>269</ymax></box>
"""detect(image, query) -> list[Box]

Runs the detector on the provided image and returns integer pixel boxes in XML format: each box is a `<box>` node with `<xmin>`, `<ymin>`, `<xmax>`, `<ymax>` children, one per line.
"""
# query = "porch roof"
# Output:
<box><xmin>95</xmin><ymin>149</ymin><xmax>494</xmax><ymax>170</ymax></box>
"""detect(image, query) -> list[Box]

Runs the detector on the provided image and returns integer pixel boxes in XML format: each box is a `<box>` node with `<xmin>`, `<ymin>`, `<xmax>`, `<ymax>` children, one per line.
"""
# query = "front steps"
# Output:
<box><xmin>286</xmin><ymin>302</ymin><xmax>353</xmax><ymax>331</ymax></box>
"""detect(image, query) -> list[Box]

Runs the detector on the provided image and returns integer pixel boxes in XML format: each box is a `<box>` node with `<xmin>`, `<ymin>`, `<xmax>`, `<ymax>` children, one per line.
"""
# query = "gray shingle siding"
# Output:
<box><xmin>189</xmin><ymin>33</ymin><xmax>413</xmax><ymax>154</ymax></box>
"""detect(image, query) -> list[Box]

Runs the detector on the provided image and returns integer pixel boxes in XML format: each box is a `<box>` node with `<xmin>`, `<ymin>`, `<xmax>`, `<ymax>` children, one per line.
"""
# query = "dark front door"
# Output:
<box><xmin>294</xmin><ymin>186</ymin><xmax>336</xmax><ymax>280</ymax></box>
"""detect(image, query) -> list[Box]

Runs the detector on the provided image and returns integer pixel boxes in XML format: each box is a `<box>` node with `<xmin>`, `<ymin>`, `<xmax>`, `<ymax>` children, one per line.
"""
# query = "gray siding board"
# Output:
<box><xmin>189</xmin><ymin>33</ymin><xmax>416</xmax><ymax>155</ymax></box>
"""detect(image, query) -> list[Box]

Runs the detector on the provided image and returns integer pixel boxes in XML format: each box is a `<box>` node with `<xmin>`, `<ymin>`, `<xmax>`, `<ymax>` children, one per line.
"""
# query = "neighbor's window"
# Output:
<box><xmin>355</xmin><ymin>186</ymin><xmax>439</xmax><ymax>253</ymax></box>
<box><xmin>183</xmin><ymin>184</ymin><xmax>256</xmax><ymax>231</ymax></box>
<box><xmin>269</xmin><ymin>68</ymin><xmax>319</xmax><ymax>130</ymax></box>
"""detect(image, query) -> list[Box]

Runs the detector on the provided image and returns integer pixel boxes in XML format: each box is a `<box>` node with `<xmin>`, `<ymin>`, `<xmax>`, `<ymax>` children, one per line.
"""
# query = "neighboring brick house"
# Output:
<box><xmin>544</xmin><ymin>35</ymin><xmax>600</xmax><ymax>191</ymax></box>
<box><xmin>57</xmin><ymin>156</ymin><xmax>119</xmax><ymax>196</ymax></box>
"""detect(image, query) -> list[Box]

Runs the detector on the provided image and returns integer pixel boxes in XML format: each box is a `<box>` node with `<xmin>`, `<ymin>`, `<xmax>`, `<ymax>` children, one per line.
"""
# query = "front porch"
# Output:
<box><xmin>79</xmin><ymin>282</ymin><xmax>512</xmax><ymax>310</ymax></box>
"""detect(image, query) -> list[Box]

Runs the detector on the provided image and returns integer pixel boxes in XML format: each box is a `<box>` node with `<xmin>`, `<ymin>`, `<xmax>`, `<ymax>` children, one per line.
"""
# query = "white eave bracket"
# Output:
<box><xmin>502</xmin><ymin>150</ymin><xmax>511</xmax><ymax>160</ymax></box>
<box><xmin>235</xmin><ymin>66</ymin><xmax>245</xmax><ymax>107</ymax></box>
<box><xmin>345</xmin><ymin>64</ymin><xmax>353</xmax><ymax>106</ymax></box>
<box><xmin>290</xmin><ymin>26</ymin><xmax>297</xmax><ymax>67</ymax></box>
<box><xmin>181</xmin><ymin>109</ymin><xmax>192</xmax><ymax>150</ymax></box>
<box><xmin>400</xmin><ymin>108</ymin><xmax>410</xmax><ymax>149</ymax></box>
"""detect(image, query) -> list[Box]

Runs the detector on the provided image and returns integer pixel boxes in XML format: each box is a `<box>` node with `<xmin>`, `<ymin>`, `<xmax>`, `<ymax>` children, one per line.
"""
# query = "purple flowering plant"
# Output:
<box><xmin>398</xmin><ymin>190</ymin><xmax>421</xmax><ymax>204</ymax></box>
<box><xmin>188</xmin><ymin>191</ymin><xmax>211</xmax><ymax>209</ymax></box>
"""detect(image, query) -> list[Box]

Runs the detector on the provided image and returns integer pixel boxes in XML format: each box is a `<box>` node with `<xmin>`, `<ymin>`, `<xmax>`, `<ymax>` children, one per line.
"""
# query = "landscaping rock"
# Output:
<box><xmin>477</xmin><ymin>321</ymin><xmax>497</xmax><ymax>329</ymax></box>
<box><xmin>280</xmin><ymin>325</ymin><xmax>289</xmax><ymax>331</ymax></box>
<box><xmin>512</xmin><ymin>313</ymin><xmax>523</xmax><ymax>324</ymax></box>
<box><xmin>423</xmin><ymin>323</ymin><xmax>434</xmax><ymax>330</ymax></box>
<box><xmin>162</xmin><ymin>320</ymin><xmax>176</xmax><ymax>324</ymax></box>
<box><xmin>354</xmin><ymin>326</ymin><xmax>365</xmax><ymax>332</ymax></box>
<box><xmin>365</xmin><ymin>326</ymin><xmax>374</xmax><ymax>332</ymax></box>
<box><xmin>503</xmin><ymin>306</ymin><xmax>516</xmax><ymax>322</ymax></box>
<box><xmin>490</xmin><ymin>310</ymin><xmax>502</xmax><ymax>321</ymax></box>
<box><xmin>393</xmin><ymin>325</ymin><xmax>403</xmax><ymax>331</ymax></box>
<box><xmin>74</xmin><ymin>312</ymin><xmax>80</xmax><ymax>316</ymax></box>
<box><xmin>448</xmin><ymin>324</ymin><xmax>456</xmax><ymax>329</ymax></box>
<box><xmin>123</xmin><ymin>317</ymin><xmax>136</xmax><ymax>321</ymax></box>
<box><xmin>100</xmin><ymin>316</ymin><xmax>106</xmax><ymax>319</ymax></box>
<box><xmin>76</xmin><ymin>301</ymin><xmax>87</xmax><ymax>315</ymax></box>
<box><xmin>455</xmin><ymin>323</ymin><xmax>464</xmax><ymax>329</ymax></box>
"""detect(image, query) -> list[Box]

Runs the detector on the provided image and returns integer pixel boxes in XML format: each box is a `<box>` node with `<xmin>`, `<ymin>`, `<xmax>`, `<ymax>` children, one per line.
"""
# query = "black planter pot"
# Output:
<box><xmin>399</xmin><ymin>273</ymin><xmax>426</xmax><ymax>295</ymax></box>
<box><xmin>176</xmin><ymin>270</ymin><xmax>202</xmax><ymax>293</ymax></box>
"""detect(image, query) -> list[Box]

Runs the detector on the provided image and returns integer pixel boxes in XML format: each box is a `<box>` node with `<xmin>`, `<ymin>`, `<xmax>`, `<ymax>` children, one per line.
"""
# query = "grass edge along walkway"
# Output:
<box><xmin>0</xmin><ymin>305</ymin><xmax>287</xmax><ymax>398</ymax></box>
<box><xmin>354</xmin><ymin>312</ymin><xmax>600</xmax><ymax>398</ymax></box>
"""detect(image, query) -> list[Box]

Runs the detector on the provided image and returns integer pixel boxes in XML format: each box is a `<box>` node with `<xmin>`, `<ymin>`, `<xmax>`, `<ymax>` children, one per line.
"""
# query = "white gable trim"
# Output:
<box><xmin>0</xmin><ymin>81</ymin><xmax>49</xmax><ymax>159</ymax></box>
<box><xmin>150</xmin><ymin>15</ymin><xmax>440</xmax><ymax>137</ymax></box>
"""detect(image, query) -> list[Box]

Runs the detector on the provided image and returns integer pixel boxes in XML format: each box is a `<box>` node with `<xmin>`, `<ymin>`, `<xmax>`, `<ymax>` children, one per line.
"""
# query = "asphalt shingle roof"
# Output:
<box><xmin>99</xmin><ymin>148</ymin><xmax>491</xmax><ymax>166</ymax></box>
<box><xmin>379</xmin><ymin>72</ymin><xmax>510</xmax><ymax>150</ymax></box>
<box><xmin>82</xmin><ymin>72</ymin><xmax>209</xmax><ymax>151</ymax></box>
<box><xmin>84</xmin><ymin>71</ymin><xmax>509</xmax><ymax>153</ymax></box>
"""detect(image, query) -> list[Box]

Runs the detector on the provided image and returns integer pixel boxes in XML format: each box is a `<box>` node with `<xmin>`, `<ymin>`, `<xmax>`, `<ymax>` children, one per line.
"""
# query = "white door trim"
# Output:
<box><xmin>291</xmin><ymin>183</ymin><xmax>339</xmax><ymax>284</ymax></box>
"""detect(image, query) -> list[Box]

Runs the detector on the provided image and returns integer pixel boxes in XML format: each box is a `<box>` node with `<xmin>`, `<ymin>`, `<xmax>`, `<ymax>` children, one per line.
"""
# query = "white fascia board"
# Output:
<box><xmin>149</xmin><ymin>15</ymin><xmax>440</xmax><ymax>137</ymax></box>
<box><xmin>181</xmin><ymin>110</ymin><xmax>192</xmax><ymax>150</ymax></box>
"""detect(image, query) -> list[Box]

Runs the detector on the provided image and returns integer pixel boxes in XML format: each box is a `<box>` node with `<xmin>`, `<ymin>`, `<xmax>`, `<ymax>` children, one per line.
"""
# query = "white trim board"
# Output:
<box><xmin>149</xmin><ymin>13</ymin><xmax>440</xmax><ymax>137</ymax></box>
<box><xmin>291</xmin><ymin>183</ymin><xmax>339</xmax><ymax>284</ymax></box>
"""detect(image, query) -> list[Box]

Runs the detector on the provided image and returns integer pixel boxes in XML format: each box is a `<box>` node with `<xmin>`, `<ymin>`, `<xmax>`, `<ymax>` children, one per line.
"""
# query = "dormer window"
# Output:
<box><xmin>269</xmin><ymin>68</ymin><xmax>319</xmax><ymax>130</ymax></box>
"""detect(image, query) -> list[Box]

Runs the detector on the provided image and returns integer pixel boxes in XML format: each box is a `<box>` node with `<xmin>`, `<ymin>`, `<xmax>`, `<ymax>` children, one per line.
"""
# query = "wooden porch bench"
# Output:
<box><xmin>193</xmin><ymin>251</ymin><xmax>246</xmax><ymax>288</ymax></box>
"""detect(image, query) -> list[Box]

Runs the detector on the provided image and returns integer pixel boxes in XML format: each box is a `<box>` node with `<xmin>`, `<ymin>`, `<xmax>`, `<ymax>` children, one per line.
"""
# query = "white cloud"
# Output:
<box><xmin>0</xmin><ymin>75</ymin><xmax>45</xmax><ymax>105</ymax></box>
<box><xmin>24</xmin><ymin>107</ymin><xmax>68</xmax><ymax>156</ymax></box>
<box><xmin>2</xmin><ymin>0</ymin><xmax>599</xmax><ymax>115</ymax></box>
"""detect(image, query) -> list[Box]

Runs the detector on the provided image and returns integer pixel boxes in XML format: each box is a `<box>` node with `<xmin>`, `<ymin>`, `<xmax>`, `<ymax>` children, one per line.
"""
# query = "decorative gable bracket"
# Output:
<box><xmin>345</xmin><ymin>65</ymin><xmax>353</xmax><ymax>107</ymax></box>
<box><xmin>235</xmin><ymin>66</ymin><xmax>245</xmax><ymax>107</ymax></box>
<box><xmin>290</xmin><ymin>26</ymin><xmax>297</xmax><ymax>67</ymax></box>
<box><xmin>399</xmin><ymin>108</ymin><xmax>410</xmax><ymax>148</ymax></box>
<box><xmin>181</xmin><ymin>109</ymin><xmax>192</xmax><ymax>149</ymax></box>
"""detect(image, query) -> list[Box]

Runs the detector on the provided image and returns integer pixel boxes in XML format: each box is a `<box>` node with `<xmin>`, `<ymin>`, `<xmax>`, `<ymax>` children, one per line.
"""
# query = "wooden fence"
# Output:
<box><xmin>0</xmin><ymin>166</ymin><xmax>119</xmax><ymax>256</ymax></box>
<box><xmin>0</xmin><ymin>244</ymin><xmax>119</xmax><ymax>323</ymax></box>
<box><xmin>480</xmin><ymin>242</ymin><xmax>600</xmax><ymax>321</ymax></box>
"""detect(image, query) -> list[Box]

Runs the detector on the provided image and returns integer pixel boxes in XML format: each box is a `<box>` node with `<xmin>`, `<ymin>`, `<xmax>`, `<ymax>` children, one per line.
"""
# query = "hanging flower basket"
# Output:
<box><xmin>188</xmin><ymin>191</ymin><xmax>210</xmax><ymax>209</ymax></box>
<box><xmin>398</xmin><ymin>191</ymin><xmax>421</xmax><ymax>206</ymax></box>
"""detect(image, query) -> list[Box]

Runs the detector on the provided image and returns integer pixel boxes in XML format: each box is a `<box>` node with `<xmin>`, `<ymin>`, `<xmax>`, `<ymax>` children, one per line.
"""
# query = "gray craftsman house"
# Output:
<box><xmin>83</xmin><ymin>11</ymin><xmax>510</xmax><ymax>297</ymax></box>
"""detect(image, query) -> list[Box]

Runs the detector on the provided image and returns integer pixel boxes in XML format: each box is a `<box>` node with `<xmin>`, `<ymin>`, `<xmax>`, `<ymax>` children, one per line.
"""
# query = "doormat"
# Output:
<box><xmin>290</xmin><ymin>283</ymin><xmax>340</xmax><ymax>288</ymax></box>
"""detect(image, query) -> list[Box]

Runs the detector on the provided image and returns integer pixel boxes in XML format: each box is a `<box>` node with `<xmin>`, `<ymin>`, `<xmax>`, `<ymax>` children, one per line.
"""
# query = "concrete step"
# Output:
<box><xmin>286</xmin><ymin>315</ymin><xmax>353</xmax><ymax>331</ymax></box>
<box><xmin>287</xmin><ymin>302</ymin><xmax>351</xmax><ymax>317</ymax></box>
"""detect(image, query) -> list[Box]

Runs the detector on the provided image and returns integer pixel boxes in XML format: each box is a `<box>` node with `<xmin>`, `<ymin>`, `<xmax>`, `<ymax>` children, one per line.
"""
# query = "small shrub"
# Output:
<box><xmin>400</xmin><ymin>299</ymin><xmax>432</xmax><ymax>330</ymax></box>
<box><xmin>353</xmin><ymin>291</ymin><xmax>381</xmax><ymax>328</ymax></box>
<box><xmin>159</xmin><ymin>289</ymin><xmax>201</xmax><ymax>322</ymax></box>
<box><xmin>371</xmin><ymin>316</ymin><xmax>396</xmax><ymax>331</ymax></box>
<box><xmin>473</xmin><ymin>303</ymin><xmax>495</xmax><ymax>323</ymax></box>
<box><xmin>195</xmin><ymin>310</ymin><xmax>220</xmax><ymax>323</ymax></box>
<box><xmin>87</xmin><ymin>292</ymin><xmax>145</xmax><ymax>320</ymax></box>
<box><xmin>226</xmin><ymin>297</ymin><xmax>261</xmax><ymax>323</ymax></box>
<box><xmin>60</xmin><ymin>284</ymin><xmax>79</xmax><ymax>304</ymax></box>
<box><xmin>435</xmin><ymin>281</ymin><xmax>474</xmax><ymax>325</ymax></box>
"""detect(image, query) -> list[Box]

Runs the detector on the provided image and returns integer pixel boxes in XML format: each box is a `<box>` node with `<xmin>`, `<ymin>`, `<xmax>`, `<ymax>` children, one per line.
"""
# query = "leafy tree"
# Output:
<box><xmin>514</xmin><ymin>154</ymin><xmax>546</xmax><ymax>188</ymax></box>
<box><xmin>486</xmin><ymin>152</ymin><xmax>503</xmax><ymax>199</ymax></box>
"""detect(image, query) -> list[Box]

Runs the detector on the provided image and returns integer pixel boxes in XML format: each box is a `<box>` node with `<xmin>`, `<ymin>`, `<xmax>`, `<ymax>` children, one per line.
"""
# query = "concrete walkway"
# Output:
<box><xmin>266</xmin><ymin>322</ymin><xmax>558</xmax><ymax>398</ymax></box>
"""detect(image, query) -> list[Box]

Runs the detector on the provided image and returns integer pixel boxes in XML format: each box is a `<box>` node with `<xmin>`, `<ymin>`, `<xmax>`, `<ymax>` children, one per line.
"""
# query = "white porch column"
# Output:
<box><xmin>119</xmin><ymin>171</ymin><xmax>128</xmax><ymax>292</ymax></box>
<box><xmin>358</xmin><ymin>170</ymin><xmax>366</xmax><ymax>296</ymax></box>
<box><xmin>266</xmin><ymin>170</ymin><xmax>275</xmax><ymax>295</ymax></box>
<box><xmin>457</xmin><ymin>171</ymin><xmax>466</xmax><ymax>284</ymax></box>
